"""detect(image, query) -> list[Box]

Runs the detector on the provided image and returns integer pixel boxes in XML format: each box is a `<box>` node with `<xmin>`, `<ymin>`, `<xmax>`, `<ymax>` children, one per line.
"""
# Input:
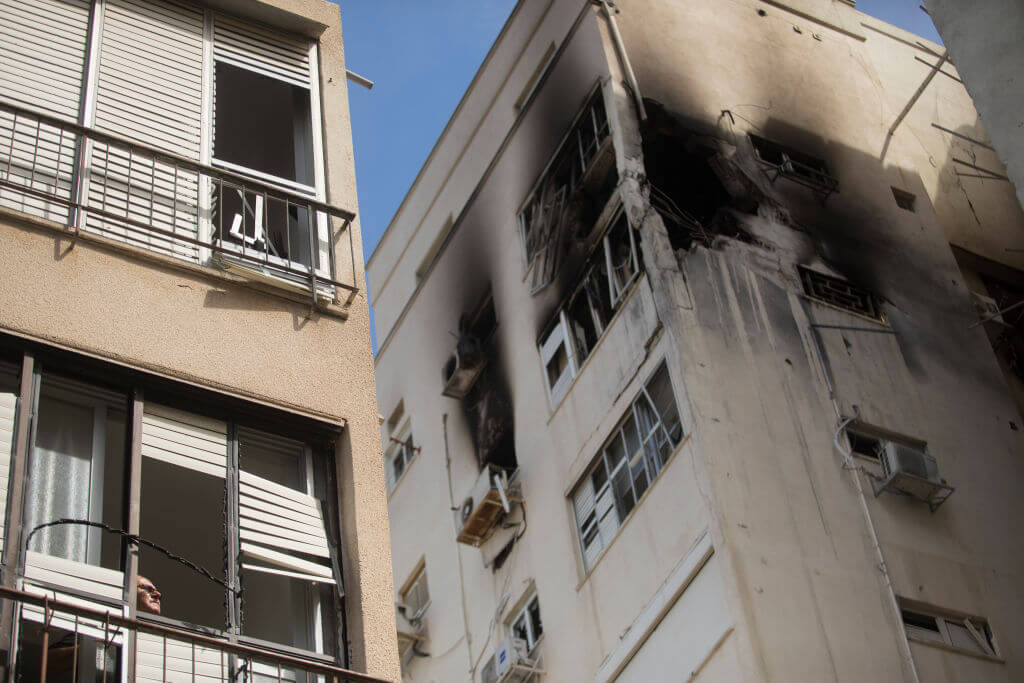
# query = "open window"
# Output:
<box><xmin>209</xmin><ymin>15</ymin><xmax>329</xmax><ymax>280</ymax></box>
<box><xmin>900</xmin><ymin>604</ymin><xmax>999</xmax><ymax>659</ymax></box>
<box><xmin>571</xmin><ymin>363</ymin><xmax>684</xmax><ymax>571</ymax></box>
<box><xmin>539</xmin><ymin>312</ymin><xmax>578</xmax><ymax>406</ymax></box>
<box><xmin>799</xmin><ymin>266</ymin><xmax>884</xmax><ymax>322</ymax></box>
<box><xmin>749</xmin><ymin>134</ymin><xmax>838</xmax><ymax>200</ymax></box>
<box><xmin>509</xmin><ymin>593</ymin><xmax>543</xmax><ymax>654</ymax></box>
<box><xmin>399</xmin><ymin>564</ymin><xmax>430</xmax><ymax>623</ymax></box>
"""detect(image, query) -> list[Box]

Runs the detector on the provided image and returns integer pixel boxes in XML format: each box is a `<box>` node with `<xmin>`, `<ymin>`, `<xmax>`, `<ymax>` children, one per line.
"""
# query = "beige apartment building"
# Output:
<box><xmin>0</xmin><ymin>0</ymin><xmax>399</xmax><ymax>681</ymax></box>
<box><xmin>369</xmin><ymin>1</ymin><xmax>1024</xmax><ymax>682</ymax></box>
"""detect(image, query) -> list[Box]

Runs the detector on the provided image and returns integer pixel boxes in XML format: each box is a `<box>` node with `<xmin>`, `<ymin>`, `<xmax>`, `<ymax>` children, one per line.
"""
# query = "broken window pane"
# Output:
<box><xmin>572</xmin><ymin>361</ymin><xmax>684</xmax><ymax>570</ymax></box>
<box><xmin>605</xmin><ymin>213</ymin><xmax>637</xmax><ymax>304</ymax></box>
<box><xmin>214</xmin><ymin>62</ymin><xmax>313</xmax><ymax>185</ymax></box>
<box><xmin>25</xmin><ymin>375</ymin><xmax>126</xmax><ymax>571</ymax></box>
<box><xmin>139</xmin><ymin>457</ymin><xmax>226</xmax><ymax>629</ymax></box>
<box><xmin>799</xmin><ymin>267</ymin><xmax>883</xmax><ymax>321</ymax></box>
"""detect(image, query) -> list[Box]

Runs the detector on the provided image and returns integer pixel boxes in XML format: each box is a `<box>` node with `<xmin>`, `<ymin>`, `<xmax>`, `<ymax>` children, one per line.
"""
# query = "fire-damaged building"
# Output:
<box><xmin>369</xmin><ymin>1</ymin><xmax>1024</xmax><ymax>682</ymax></box>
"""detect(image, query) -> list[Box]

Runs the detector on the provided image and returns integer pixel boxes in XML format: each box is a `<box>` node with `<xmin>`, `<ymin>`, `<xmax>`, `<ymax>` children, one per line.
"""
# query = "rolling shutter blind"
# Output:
<box><xmin>136</xmin><ymin>632</ymin><xmax>227</xmax><ymax>683</ymax></box>
<box><xmin>0</xmin><ymin>363</ymin><xmax>18</xmax><ymax>560</ymax></box>
<box><xmin>239</xmin><ymin>470</ymin><xmax>335</xmax><ymax>582</ymax></box>
<box><xmin>88</xmin><ymin>0</ymin><xmax>203</xmax><ymax>261</ymax></box>
<box><xmin>0</xmin><ymin>0</ymin><xmax>89</xmax><ymax>223</ymax></box>
<box><xmin>213</xmin><ymin>13</ymin><xmax>311</xmax><ymax>89</ymax></box>
<box><xmin>141</xmin><ymin>403</ymin><xmax>228</xmax><ymax>478</ymax></box>
<box><xmin>22</xmin><ymin>551</ymin><xmax>126</xmax><ymax>642</ymax></box>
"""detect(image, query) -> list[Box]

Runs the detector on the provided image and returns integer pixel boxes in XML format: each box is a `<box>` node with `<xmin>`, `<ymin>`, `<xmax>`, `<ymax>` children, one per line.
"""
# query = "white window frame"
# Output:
<box><xmin>508</xmin><ymin>592</ymin><xmax>543</xmax><ymax>653</ymax></box>
<box><xmin>572</xmin><ymin>362</ymin><xmax>684</xmax><ymax>571</ymax></box>
<box><xmin>901</xmin><ymin>606</ymin><xmax>999</xmax><ymax>659</ymax></box>
<box><xmin>385</xmin><ymin>415</ymin><xmax>416</xmax><ymax>494</ymax></box>
<box><xmin>400</xmin><ymin>563</ymin><xmax>430</xmax><ymax>622</ymax></box>
<box><xmin>539</xmin><ymin>311</ymin><xmax>578</xmax><ymax>406</ymax></box>
<box><xmin>204</xmin><ymin>19</ymin><xmax>331</xmax><ymax>281</ymax></box>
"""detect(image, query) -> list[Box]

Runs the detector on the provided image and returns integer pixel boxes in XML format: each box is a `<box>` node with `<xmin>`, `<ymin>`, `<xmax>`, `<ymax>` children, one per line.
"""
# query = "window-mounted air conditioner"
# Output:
<box><xmin>873</xmin><ymin>441</ymin><xmax>954</xmax><ymax>511</ymax></box>
<box><xmin>480</xmin><ymin>638</ymin><xmax>540</xmax><ymax>683</ymax></box>
<box><xmin>456</xmin><ymin>466</ymin><xmax>518</xmax><ymax>547</ymax></box>
<box><xmin>442</xmin><ymin>337</ymin><xmax>486</xmax><ymax>399</ymax></box>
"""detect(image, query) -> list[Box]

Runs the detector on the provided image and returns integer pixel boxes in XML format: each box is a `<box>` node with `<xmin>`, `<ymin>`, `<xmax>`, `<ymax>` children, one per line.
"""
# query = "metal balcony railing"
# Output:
<box><xmin>0</xmin><ymin>100</ymin><xmax>358</xmax><ymax>304</ymax></box>
<box><xmin>0</xmin><ymin>585</ymin><xmax>388</xmax><ymax>683</ymax></box>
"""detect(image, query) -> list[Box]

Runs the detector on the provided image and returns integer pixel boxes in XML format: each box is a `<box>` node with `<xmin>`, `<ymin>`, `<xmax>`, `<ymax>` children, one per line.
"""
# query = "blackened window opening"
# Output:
<box><xmin>799</xmin><ymin>267</ymin><xmax>883</xmax><ymax>321</ymax></box>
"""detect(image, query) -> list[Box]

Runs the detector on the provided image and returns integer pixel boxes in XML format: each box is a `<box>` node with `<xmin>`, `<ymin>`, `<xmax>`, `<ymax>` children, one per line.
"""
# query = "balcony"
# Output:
<box><xmin>0</xmin><ymin>100</ymin><xmax>358</xmax><ymax>305</ymax></box>
<box><xmin>0</xmin><ymin>585</ymin><xmax>386</xmax><ymax>682</ymax></box>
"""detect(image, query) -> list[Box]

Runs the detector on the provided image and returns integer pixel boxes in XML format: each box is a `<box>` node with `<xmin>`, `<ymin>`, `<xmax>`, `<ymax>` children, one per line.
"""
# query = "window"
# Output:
<box><xmin>749</xmin><ymin>134</ymin><xmax>838</xmax><ymax>198</ymax></box>
<box><xmin>384</xmin><ymin>405</ymin><xmax>417</xmax><ymax>493</ymax></box>
<box><xmin>846</xmin><ymin>427</ymin><xmax>884</xmax><ymax>461</ymax></box>
<box><xmin>509</xmin><ymin>593</ymin><xmax>543</xmax><ymax>653</ymax></box>
<box><xmin>901</xmin><ymin>606</ymin><xmax>999</xmax><ymax>658</ymax></box>
<box><xmin>892</xmin><ymin>187</ymin><xmax>917</xmax><ymax>212</ymax></box>
<box><xmin>539</xmin><ymin>210</ymin><xmax>639</xmax><ymax>405</ymax></box>
<box><xmin>16</xmin><ymin>368</ymin><xmax>343</xmax><ymax>674</ymax></box>
<box><xmin>211</xmin><ymin>15</ymin><xmax>327</xmax><ymax>277</ymax></box>
<box><xmin>799</xmin><ymin>266</ymin><xmax>884</xmax><ymax>322</ymax></box>
<box><xmin>572</xmin><ymin>363</ymin><xmax>684</xmax><ymax>570</ymax></box>
<box><xmin>400</xmin><ymin>564</ymin><xmax>430</xmax><ymax>622</ymax></box>
<box><xmin>519</xmin><ymin>90</ymin><xmax>610</xmax><ymax>293</ymax></box>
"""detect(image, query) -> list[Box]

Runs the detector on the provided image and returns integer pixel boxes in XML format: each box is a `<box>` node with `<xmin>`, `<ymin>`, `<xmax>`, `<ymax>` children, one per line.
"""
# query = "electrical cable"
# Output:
<box><xmin>25</xmin><ymin>519</ymin><xmax>238</xmax><ymax>595</ymax></box>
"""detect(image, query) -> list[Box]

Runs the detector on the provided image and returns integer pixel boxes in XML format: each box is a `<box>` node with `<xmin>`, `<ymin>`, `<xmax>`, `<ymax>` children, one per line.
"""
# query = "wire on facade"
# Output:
<box><xmin>25</xmin><ymin>519</ymin><xmax>239</xmax><ymax>596</ymax></box>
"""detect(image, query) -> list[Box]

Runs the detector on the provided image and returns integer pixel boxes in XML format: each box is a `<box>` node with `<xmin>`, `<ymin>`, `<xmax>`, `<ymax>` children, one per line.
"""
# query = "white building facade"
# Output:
<box><xmin>370</xmin><ymin>1</ymin><xmax>1024</xmax><ymax>682</ymax></box>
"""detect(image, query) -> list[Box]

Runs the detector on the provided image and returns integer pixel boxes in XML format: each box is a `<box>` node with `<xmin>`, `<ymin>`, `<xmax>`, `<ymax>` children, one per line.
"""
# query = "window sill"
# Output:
<box><xmin>0</xmin><ymin>206</ymin><xmax>350</xmax><ymax>319</ymax></box>
<box><xmin>801</xmin><ymin>292</ymin><xmax>888</xmax><ymax>327</ymax></box>
<box><xmin>907</xmin><ymin>635</ymin><xmax>1004</xmax><ymax>664</ymax></box>
<box><xmin>574</xmin><ymin>433</ymin><xmax>692</xmax><ymax>591</ymax></box>
<box><xmin>545</xmin><ymin>272</ymin><xmax>648</xmax><ymax>425</ymax></box>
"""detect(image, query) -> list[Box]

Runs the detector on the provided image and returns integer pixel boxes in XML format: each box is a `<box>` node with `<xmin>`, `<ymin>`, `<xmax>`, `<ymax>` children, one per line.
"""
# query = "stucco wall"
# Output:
<box><xmin>927</xmin><ymin>0</ymin><xmax>1024</xmax><ymax>213</ymax></box>
<box><xmin>0</xmin><ymin>0</ymin><xmax>398</xmax><ymax>678</ymax></box>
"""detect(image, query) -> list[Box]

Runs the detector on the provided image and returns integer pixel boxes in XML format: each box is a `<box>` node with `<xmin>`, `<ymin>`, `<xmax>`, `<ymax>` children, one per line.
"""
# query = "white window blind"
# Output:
<box><xmin>136</xmin><ymin>631</ymin><xmax>228</xmax><ymax>683</ymax></box>
<box><xmin>0</xmin><ymin>0</ymin><xmax>89</xmax><ymax>223</ymax></box>
<box><xmin>238</xmin><ymin>470</ymin><xmax>335</xmax><ymax>583</ymax></box>
<box><xmin>213</xmin><ymin>13</ymin><xmax>312</xmax><ymax>89</ymax></box>
<box><xmin>141</xmin><ymin>403</ymin><xmax>228</xmax><ymax>478</ymax></box>
<box><xmin>0</xmin><ymin>362</ymin><xmax>17</xmax><ymax>561</ymax></box>
<box><xmin>89</xmin><ymin>0</ymin><xmax>204</xmax><ymax>261</ymax></box>
<box><xmin>22</xmin><ymin>550</ymin><xmax>126</xmax><ymax>643</ymax></box>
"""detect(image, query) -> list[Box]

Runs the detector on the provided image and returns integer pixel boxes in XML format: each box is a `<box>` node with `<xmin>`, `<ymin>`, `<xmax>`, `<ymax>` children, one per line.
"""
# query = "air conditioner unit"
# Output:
<box><xmin>456</xmin><ymin>466</ymin><xmax>518</xmax><ymax>547</ymax></box>
<box><xmin>874</xmin><ymin>442</ymin><xmax>954</xmax><ymax>511</ymax></box>
<box><xmin>442</xmin><ymin>345</ymin><xmax>487</xmax><ymax>399</ymax></box>
<box><xmin>480</xmin><ymin>638</ymin><xmax>540</xmax><ymax>683</ymax></box>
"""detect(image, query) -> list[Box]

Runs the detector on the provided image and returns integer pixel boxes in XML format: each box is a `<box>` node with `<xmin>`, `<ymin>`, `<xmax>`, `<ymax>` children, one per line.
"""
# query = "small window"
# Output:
<box><xmin>400</xmin><ymin>565</ymin><xmax>430</xmax><ymax>621</ymax></box>
<box><xmin>891</xmin><ymin>187</ymin><xmax>916</xmax><ymax>212</ymax></box>
<box><xmin>901</xmin><ymin>606</ymin><xmax>998</xmax><ymax>658</ymax></box>
<box><xmin>539</xmin><ymin>312</ymin><xmax>578</xmax><ymax>405</ymax></box>
<box><xmin>384</xmin><ymin>413</ymin><xmax>417</xmax><ymax>493</ymax></box>
<box><xmin>799</xmin><ymin>267</ymin><xmax>884</xmax><ymax>322</ymax></box>
<box><xmin>572</xmin><ymin>362</ymin><xmax>684</xmax><ymax>570</ymax></box>
<box><xmin>749</xmin><ymin>134</ymin><xmax>837</xmax><ymax>198</ymax></box>
<box><xmin>509</xmin><ymin>593</ymin><xmax>543</xmax><ymax>653</ymax></box>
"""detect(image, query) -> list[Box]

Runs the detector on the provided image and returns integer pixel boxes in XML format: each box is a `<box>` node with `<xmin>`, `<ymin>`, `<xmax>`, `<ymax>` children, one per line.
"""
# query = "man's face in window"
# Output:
<box><xmin>137</xmin><ymin>576</ymin><xmax>162</xmax><ymax>615</ymax></box>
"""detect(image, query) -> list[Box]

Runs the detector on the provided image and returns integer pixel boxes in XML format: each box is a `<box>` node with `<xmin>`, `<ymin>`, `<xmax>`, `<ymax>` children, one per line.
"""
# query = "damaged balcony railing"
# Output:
<box><xmin>0</xmin><ymin>100</ymin><xmax>358</xmax><ymax>303</ymax></box>
<box><xmin>0</xmin><ymin>585</ymin><xmax>387</xmax><ymax>683</ymax></box>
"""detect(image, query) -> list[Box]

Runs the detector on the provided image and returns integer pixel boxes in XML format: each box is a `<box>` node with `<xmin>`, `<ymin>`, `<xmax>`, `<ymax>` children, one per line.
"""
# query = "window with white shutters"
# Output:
<box><xmin>0</xmin><ymin>0</ymin><xmax>90</xmax><ymax>224</ymax></box>
<box><xmin>571</xmin><ymin>362</ymin><xmax>684</xmax><ymax>571</ymax></box>
<box><xmin>87</xmin><ymin>0</ymin><xmax>205</xmax><ymax>260</ymax></box>
<box><xmin>0</xmin><ymin>362</ymin><xmax>18</xmax><ymax>562</ymax></box>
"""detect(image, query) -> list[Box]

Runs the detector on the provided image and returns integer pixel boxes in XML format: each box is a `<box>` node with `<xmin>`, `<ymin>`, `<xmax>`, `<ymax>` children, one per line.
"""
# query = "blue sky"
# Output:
<box><xmin>335</xmin><ymin>0</ymin><xmax>941</xmax><ymax>347</ymax></box>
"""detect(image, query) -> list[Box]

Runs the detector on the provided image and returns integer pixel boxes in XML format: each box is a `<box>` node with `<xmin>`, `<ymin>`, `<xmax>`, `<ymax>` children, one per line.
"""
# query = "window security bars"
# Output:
<box><xmin>799</xmin><ymin>267</ymin><xmax>884</xmax><ymax>322</ymax></box>
<box><xmin>749</xmin><ymin>134</ymin><xmax>838</xmax><ymax>201</ymax></box>
<box><xmin>0</xmin><ymin>585</ymin><xmax>389</xmax><ymax>683</ymax></box>
<box><xmin>0</xmin><ymin>101</ymin><xmax>358</xmax><ymax>304</ymax></box>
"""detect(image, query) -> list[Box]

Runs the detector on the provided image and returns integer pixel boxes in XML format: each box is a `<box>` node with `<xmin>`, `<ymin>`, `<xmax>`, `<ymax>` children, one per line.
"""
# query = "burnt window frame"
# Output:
<box><xmin>799</xmin><ymin>266</ymin><xmax>885</xmax><ymax>323</ymax></box>
<box><xmin>517</xmin><ymin>85</ymin><xmax>611</xmax><ymax>292</ymax></box>
<box><xmin>749</xmin><ymin>134</ymin><xmax>838</xmax><ymax>200</ymax></box>
<box><xmin>538</xmin><ymin>205</ymin><xmax>641</xmax><ymax>407</ymax></box>
<box><xmin>0</xmin><ymin>341</ymin><xmax>351</xmax><ymax>675</ymax></box>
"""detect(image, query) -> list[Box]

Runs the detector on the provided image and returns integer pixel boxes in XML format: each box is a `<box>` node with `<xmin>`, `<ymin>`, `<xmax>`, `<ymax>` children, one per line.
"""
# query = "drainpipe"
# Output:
<box><xmin>596</xmin><ymin>0</ymin><xmax>647</xmax><ymax>121</ymax></box>
<box><xmin>807</xmin><ymin>324</ymin><xmax>921</xmax><ymax>683</ymax></box>
<box><xmin>442</xmin><ymin>414</ymin><xmax>475</xmax><ymax>677</ymax></box>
